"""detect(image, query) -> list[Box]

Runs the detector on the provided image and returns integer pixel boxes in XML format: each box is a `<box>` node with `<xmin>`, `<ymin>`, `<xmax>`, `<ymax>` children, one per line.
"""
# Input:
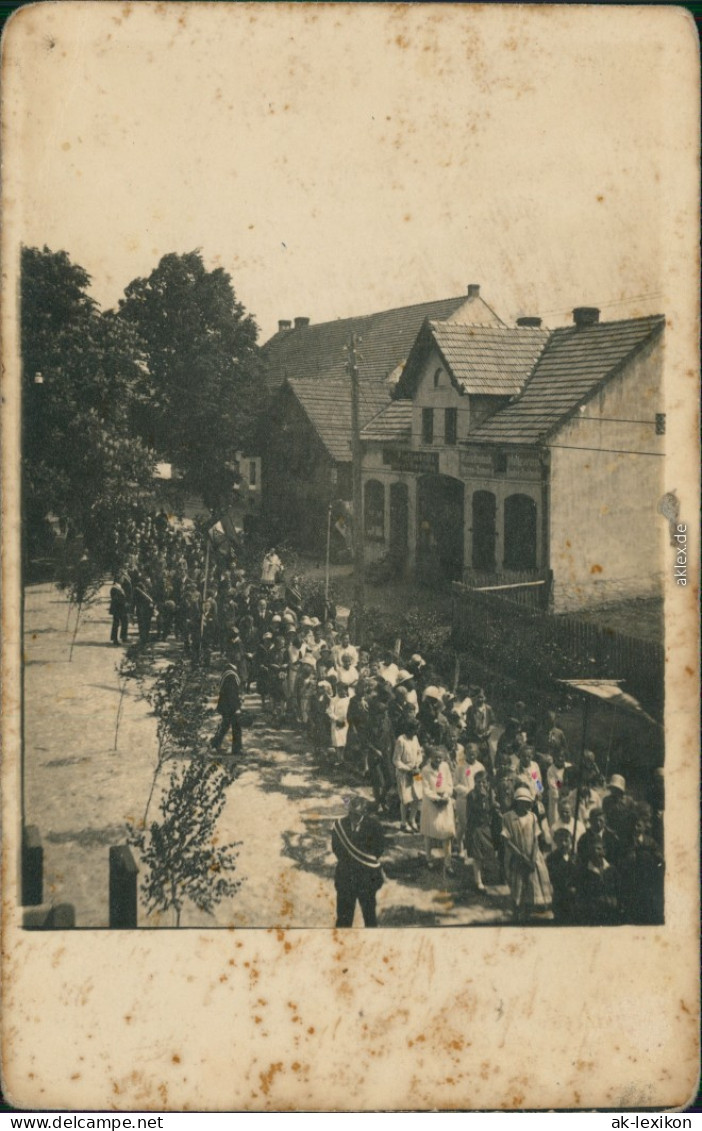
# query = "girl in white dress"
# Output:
<box><xmin>420</xmin><ymin>746</ymin><xmax>456</xmax><ymax>875</ymax></box>
<box><xmin>393</xmin><ymin>720</ymin><xmax>423</xmax><ymax>831</ymax></box>
<box><xmin>327</xmin><ymin>684</ymin><xmax>352</xmax><ymax>764</ymax></box>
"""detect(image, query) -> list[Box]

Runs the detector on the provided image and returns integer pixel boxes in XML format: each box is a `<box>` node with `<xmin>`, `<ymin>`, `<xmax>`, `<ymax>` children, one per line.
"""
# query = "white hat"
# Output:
<box><xmin>513</xmin><ymin>786</ymin><xmax>533</xmax><ymax>803</ymax></box>
<box><xmin>423</xmin><ymin>686</ymin><xmax>442</xmax><ymax>701</ymax></box>
<box><xmin>608</xmin><ymin>774</ymin><xmax>626</xmax><ymax>792</ymax></box>
<box><xmin>397</xmin><ymin>670</ymin><xmax>412</xmax><ymax>684</ymax></box>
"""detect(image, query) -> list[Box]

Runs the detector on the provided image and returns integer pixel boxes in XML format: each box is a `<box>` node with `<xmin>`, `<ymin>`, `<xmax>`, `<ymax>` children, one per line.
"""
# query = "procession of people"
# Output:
<box><xmin>107</xmin><ymin>511</ymin><xmax>664</xmax><ymax>929</ymax></box>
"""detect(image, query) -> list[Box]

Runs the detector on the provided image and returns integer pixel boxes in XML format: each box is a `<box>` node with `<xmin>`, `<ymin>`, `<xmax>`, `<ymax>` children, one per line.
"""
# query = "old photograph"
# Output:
<box><xmin>2</xmin><ymin>1</ymin><xmax>698</xmax><ymax>1113</ymax></box>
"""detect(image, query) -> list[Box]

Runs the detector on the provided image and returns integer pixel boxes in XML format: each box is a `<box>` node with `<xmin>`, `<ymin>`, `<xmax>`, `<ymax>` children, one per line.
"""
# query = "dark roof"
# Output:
<box><xmin>286</xmin><ymin>378</ymin><xmax>390</xmax><ymax>462</ymax></box>
<box><xmin>470</xmin><ymin>315</ymin><xmax>665</xmax><ymax>445</ymax></box>
<box><xmin>360</xmin><ymin>400</ymin><xmax>413</xmax><ymax>442</ymax></box>
<box><xmin>262</xmin><ymin>293</ymin><xmax>503</xmax><ymax>390</ymax></box>
<box><xmin>398</xmin><ymin>321</ymin><xmax>549</xmax><ymax>397</ymax></box>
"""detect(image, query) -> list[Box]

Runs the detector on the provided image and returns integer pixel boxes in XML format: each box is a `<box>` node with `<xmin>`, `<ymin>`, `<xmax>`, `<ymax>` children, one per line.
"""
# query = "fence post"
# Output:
<box><xmin>109</xmin><ymin>845</ymin><xmax>139</xmax><ymax>929</ymax></box>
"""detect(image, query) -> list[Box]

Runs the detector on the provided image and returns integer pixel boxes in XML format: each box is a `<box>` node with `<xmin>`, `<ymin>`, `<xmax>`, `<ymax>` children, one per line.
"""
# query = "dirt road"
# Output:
<box><xmin>23</xmin><ymin>582</ymin><xmax>512</xmax><ymax>929</ymax></box>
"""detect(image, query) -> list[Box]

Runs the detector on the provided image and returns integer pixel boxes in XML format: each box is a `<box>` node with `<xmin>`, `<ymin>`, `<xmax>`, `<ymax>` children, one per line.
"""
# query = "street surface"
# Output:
<box><xmin>23</xmin><ymin>582</ymin><xmax>512</xmax><ymax>928</ymax></box>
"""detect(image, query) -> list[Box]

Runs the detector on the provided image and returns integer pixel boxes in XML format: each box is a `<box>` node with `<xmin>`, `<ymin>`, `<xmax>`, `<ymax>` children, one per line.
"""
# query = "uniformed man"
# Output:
<box><xmin>331</xmin><ymin>796</ymin><xmax>385</xmax><ymax>928</ymax></box>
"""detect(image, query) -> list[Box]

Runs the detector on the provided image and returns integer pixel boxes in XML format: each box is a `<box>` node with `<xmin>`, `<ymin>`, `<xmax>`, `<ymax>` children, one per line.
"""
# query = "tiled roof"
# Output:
<box><xmin>360</xmin><ymin>400</ymin><xmax>413</xmax><ymax>442</ymax></box>
<box><xmin>395</xmin><ymin>320</ymin><xmax>548</xmax><ymax>398</ymax></box>
<box><xmin>430</xmin><ymin>322</ymin><xmax>549</xmax><ymax>395</ymax></box>
<box><xmin>470</xmin><ymin>315</ymin><xmax>665</xmax><ymax>444</ymax></box>
<box><xmin>286</xmin><ymin>378</ymin><xmax>390</xmax><ymax>462</ymax></box>
<box><xmin>262</xmin><ymin>294</ymin><xmax>503</xmax><ymax>390</ymax></box>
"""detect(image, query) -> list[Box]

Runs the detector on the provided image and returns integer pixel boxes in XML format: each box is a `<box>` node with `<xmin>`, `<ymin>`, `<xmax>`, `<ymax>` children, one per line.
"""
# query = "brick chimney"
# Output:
<box><xmin>467</xmin><ymin>284</ymin><xmax>480</xmax><ymax>298</ymax></box>
<box><xmin>278</xmin><ymin>320</ymin><xmax>292</xmax><ymax>333</ymax></box>
<box><xmin>573</xmin><ymin>307</ymin><xmax>600</xmax><ymax>328</ymax></box>
<box><xmin>516</xmin><ymin>316</ymin><xmax>542</xmax><ymax>328</ymax></box>
<box><xmin>294</xmin><ymin>316</ymin><xmax>310</xmax><ymax>329</ymax></box>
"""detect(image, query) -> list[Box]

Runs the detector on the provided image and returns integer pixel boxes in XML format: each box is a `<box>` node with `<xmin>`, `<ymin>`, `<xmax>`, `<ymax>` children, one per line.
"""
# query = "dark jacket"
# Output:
<box><xmin>217</xmin><ymin>668</ymin><xmax>242</xmax><ymax>717</ymax></box>
<box><xmin>332</xmin><ymin>814</ymin><xmax>385</xmax><ymax>893</ymax></box>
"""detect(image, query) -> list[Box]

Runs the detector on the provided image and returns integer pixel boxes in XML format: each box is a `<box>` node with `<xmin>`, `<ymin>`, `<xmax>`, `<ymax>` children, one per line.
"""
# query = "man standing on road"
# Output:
<box><xmin>109</xmin><ymin>577</ymin><xmax>129</xmax><ymax>645</ymax></box>
<box><xmin>331</xmin><ymin>796</ymin><xmax>385</xmax><ymax>927</ymax></box>
<box><xmin>211</xmin><ymin>660</ymin><xmax>243</xmax><ymax>756</ymax></box>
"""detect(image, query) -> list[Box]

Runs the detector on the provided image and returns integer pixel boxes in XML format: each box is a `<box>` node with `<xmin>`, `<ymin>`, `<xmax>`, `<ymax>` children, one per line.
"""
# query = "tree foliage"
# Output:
<box><xmin>130</xmin><ymin>758</ymin><xmax>241</xmax><ymax>927</ymax></box>
<box><xmin>117</xmin><ymin>251</ymin><xmax>266</xmax><ymax>509</ymax></box>
<box><xmin>21</xmin><ymin>245</ymin><xmax>155</xmax><ymax>568</ymax></box>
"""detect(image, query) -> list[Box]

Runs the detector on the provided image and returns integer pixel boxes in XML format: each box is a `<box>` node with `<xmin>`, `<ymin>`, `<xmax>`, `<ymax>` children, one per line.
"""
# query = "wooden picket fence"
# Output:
<box><xmin>451</xmin><ymin>582</ymin><xmax>664</xmax><ymax>718</ymax></box>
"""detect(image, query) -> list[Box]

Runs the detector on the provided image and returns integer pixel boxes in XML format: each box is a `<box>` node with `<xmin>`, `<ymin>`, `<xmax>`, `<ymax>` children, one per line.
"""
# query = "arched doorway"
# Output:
<box><xmin>389</xmin><ymin>482</ymin><xmax>409</xmax><ymax>575</ymax></box>
<box><xmin>504</xmin><ymin>493</ymin><xmax>537</xmax><ymax>570</ymax></box>
<box><xmin>416</xmin><ymin>474</ymin><xmax>464</xmax><ymax>582</ymax></box>
<box><xmin>472</xmin><ymin>490</ymin><xmax>497</xmax><ymax>571</ymax></box>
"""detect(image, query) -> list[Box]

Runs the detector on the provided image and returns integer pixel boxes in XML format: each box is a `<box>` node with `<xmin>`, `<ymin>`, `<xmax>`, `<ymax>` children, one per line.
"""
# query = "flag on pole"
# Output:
<box><xmin>208</xmin><ymin>521</ymin><xmax>228</xmax><ymax>550</ymax></box>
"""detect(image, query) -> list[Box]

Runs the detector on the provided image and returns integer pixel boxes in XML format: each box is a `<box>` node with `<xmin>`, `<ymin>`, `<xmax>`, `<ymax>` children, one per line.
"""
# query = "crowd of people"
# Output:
<box><xmin>107</xmin><ymin>512</ymin><xmax>665</xmax><ymax>928</ymax></box>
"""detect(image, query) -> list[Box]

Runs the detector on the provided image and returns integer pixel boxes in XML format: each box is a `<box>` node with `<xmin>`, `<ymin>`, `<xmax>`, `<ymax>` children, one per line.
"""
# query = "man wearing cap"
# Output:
<box><xmin>211</xmin><ymin>661</ymin><xmax>243</xmax><ymax>756</ymax></box>
<box><xmin>331</xmin><ymin>796</ymin><xmax>385</xmax><ymax>927</ymax></box>
<box><xmin>602</xmin><ymin>774</ymin><xmax>637</xmax><ymax>845</ymax></box>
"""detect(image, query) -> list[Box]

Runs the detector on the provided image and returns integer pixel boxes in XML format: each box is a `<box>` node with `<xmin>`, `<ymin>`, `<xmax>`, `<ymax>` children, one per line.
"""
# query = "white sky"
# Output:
<box><xmin>3</xmin><ymin>2</ymin><xmax>695</xmax><ymax>342</ymax></box>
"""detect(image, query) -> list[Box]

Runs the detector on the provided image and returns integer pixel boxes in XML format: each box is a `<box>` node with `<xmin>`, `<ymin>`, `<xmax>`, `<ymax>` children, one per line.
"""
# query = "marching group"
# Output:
<box><xmin>107</xmin><ymin>516</ymin><xmax>664</xmax><ymax>928</ymax></box>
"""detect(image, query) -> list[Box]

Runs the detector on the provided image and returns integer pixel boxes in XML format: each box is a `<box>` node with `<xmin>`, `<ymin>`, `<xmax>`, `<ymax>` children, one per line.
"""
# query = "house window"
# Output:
<box><xmin>249</xmin><ymin>460</ymin><xmax>257</xmax><ymax>487</ymax></box>
<box><xmin>422</xmin><ymin>408</ymin><xmax>434</xmax><ymax>445</ymax></box>
<box><xmin>364</xmin><ymin>480</ymin><xmax>385</xmax><ymax>540</ymax></box>
<box><xmin>494</xmin><ymin>450</ymin><xmax>508</xmax><ymax>474</ymax></box>
<box><xmin>445</xmin><ymin>408</ymin><xmax>457</xmax><ymax>445</ymax></box>
<box><xmin>434</xmin><ymin>368</ymin><xmax>443</xmax><ymax>389</ymax></box>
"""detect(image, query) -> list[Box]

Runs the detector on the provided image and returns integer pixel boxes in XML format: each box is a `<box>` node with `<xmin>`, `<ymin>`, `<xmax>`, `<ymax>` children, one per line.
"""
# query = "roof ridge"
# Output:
<box><xmin>550</xmin><ymin>312</ymin><xmax>665</xmax><ymax>332</ymax></box>
<box><xmin>264</xmin><ymin>294</ymin><xmax>469</xmax><ymax>344</ymax></box>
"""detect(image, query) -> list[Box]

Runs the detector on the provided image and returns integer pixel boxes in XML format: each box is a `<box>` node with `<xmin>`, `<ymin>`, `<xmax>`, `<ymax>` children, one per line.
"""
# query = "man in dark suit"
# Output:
<box><xmin>211</xmin><ymin>661</ymin><xmax>243</xmax><ymax>756</ymax></box>
<box><xmin>109</xmin><ymin>577</ymin><xmax>129</xmax><ymax>645</ymax></box>
<box><xmin>331</xmin><ymin>796</ymin><xmax>385</xmax><ymax>928</ymax></box>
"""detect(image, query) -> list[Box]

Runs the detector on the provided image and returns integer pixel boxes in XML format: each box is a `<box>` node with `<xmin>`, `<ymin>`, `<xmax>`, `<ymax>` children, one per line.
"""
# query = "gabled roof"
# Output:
<box><xmin>262</xmin><ymin>293</ymin><xmax>503</xmax><ymax>390</ymax></box>
<box><xmin>285</xmin><ymin>378</ymin><xmax>390</xmax><ymax>462</ymax></box>
<box><xmin>470</xmin><ymin>314</ymin><xmax>665</xmax><ymax>445</ymax></box>
<box><xmin>396</xmin><ymin>320</ymin><xmax>549</xmax><ymax>398</ymax></box>
<box><xmin>360</xmin><ymin>400</ymin><xmax>413</xmax><ymax>443</ymax></box>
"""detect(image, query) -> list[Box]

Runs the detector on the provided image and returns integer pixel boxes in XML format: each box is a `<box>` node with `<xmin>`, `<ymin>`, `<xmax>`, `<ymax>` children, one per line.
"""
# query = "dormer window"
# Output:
<box><xmin>433</xmin><ymin>367</ymin><xmax>443</xmax><ymax>389</ymax></box>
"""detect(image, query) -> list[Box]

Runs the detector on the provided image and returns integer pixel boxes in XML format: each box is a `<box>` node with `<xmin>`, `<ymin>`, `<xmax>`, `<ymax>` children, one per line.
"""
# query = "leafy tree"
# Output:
<box><xmin>21</xmin><ymin>245</ymin><xmax>155</xmax><ymax>568</ymax></box>
<box><xmin>129</xmin><ymin>758</ymin><xmax>241</xmax><ymax>927</ymax></box>
<box><xmin>140</xmin><ymin>656</ymin><xmax>212</xmax><ymax>823</ymax></box>
<box><xmin>117</xmin><ymin>251</ymin><xmax>266</xmax><ymax>510</ymax></box>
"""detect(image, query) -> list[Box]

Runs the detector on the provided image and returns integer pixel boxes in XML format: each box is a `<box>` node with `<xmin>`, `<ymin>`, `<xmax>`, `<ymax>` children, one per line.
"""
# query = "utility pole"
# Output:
<box><xmin>346</xmin><ymin>332</ymin><xmax>365</xmax><ymax>633</ymax></box>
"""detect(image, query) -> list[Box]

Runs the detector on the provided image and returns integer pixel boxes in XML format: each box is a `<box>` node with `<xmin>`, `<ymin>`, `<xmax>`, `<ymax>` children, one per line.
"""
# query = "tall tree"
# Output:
<box><xmin>117</xmin><ymin>251</ymin><xmax>266</xmax><ymax>510</ymax></box>
<box><xmin>21</xmin><ymin>245</ymin><xmax>155</xmax><ymax>568</ymax></box>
